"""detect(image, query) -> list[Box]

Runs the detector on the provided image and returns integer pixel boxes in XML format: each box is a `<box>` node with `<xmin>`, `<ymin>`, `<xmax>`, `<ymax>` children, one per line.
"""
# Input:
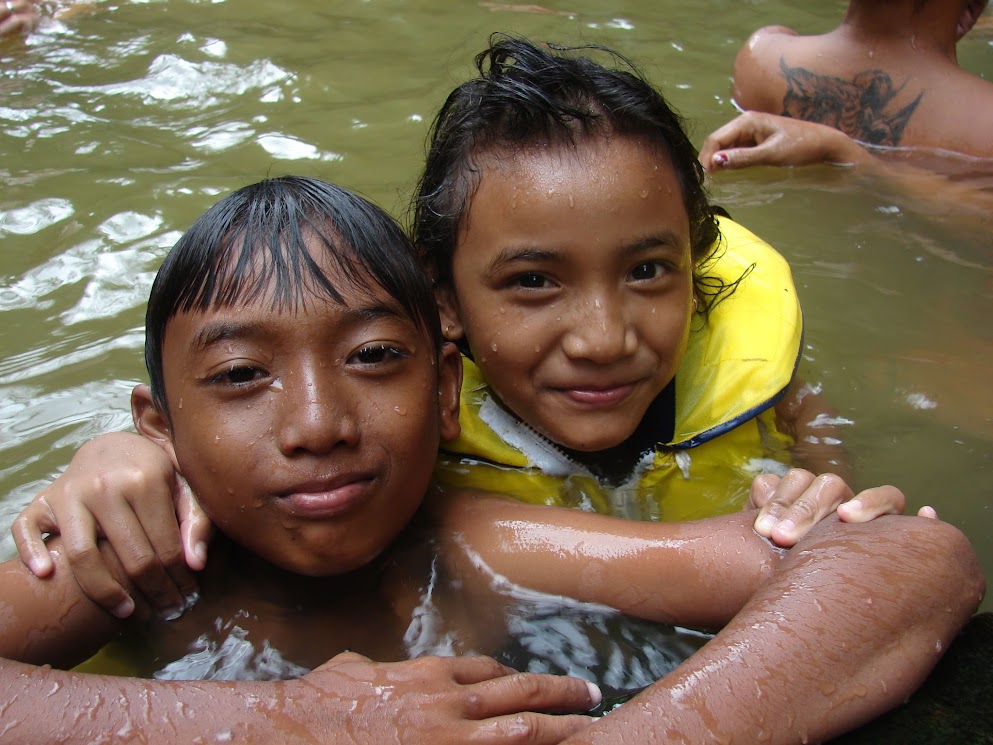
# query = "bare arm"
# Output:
<box><xmin>0</xmin><ymin>545</ymin><xmax>601</xmax><ymax>744</ymax></box>
<box><xmin>700</xmin><ymin>112</ymin><xmax>874</xmax><ymax>172</ymax></box>
<box><xmin>774</xmin><ymin>377</ymin><xmax>854</xmax><ymax>483</ymax></box>
<box><xmin>435</xmin><ymin>493</ymin><xmax>984</xmax><ymax>743</ymax></box>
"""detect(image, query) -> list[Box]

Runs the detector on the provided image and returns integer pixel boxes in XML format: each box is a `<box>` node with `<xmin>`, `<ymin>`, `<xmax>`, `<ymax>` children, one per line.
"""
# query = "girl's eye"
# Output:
<box><xmin>210</xmin><ymin>365</ymin><xmax>267</xmax><ymax>387</ymax></box>
<box><xmin>510</xmin><ymin>272</ymin><xmax>552</xmax><ymax>290</ymax></box>
<box><xmin>350</xmin><ymin>344</ymin><xmax>406</xmax><ymax>365</ymax></box>
<box><xmin>629</xmin><ymin>262</ymin><xmax>665</xmax><ymax>281</ymax></box>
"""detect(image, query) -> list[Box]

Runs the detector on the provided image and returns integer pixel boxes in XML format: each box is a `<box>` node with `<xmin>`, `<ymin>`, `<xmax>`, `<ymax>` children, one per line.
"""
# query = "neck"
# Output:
<box><xmin>205</xmin><ymin>535</ymin><xmax>388</xmax><ymax>611</ymax></box>
<box><xmin>842</xmin><ymin>0</ymin><xmax>963</xmax><ymax>57</ymax></box>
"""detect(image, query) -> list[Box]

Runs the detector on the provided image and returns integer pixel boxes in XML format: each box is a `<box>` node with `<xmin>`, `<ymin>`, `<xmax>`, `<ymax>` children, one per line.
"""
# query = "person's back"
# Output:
<box><xmin>732</xmin><ymin>0</ymin><xmax>993</xmax><ymax>158</ymax></box>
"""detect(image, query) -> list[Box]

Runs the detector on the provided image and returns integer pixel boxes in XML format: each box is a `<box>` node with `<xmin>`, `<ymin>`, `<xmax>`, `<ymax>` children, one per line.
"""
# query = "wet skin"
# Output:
<box><xmin>134</xmin><ymin>248</ymin><xmax>461</xmax><ymax>578</ymax></box>
<box><xmin>439</xmin><ymin>135</ymin><xmax>695</xmax><ymax>452</ymax></box>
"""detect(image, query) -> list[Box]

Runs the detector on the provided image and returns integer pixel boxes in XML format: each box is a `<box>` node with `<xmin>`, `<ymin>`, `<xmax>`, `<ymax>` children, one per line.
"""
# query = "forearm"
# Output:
<box><xmin>775</xmin><ymin>380</ymin><xmax>854</xmax><ymax>483</ymax></box>
<box><xmin>437</xmin><ymin>493</ymin><xmax>777</xmax><ymax>629</ymax></box>
<box><xmin>571</xmin><ymin>515</ymin><xmax>984</xmax><ymax>744</ymax></box>
<box><xmin>0</xmin><ymin>660</ymin><xmax>332</xmax><ymax>744</ymax></box>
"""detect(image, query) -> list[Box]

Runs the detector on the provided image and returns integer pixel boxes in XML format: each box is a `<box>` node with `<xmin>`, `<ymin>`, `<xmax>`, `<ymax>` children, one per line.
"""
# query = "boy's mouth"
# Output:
<box><xmin>277</xmin><ymin>473</ymin><xmax>377</xmax><ymax>519</ymax></box>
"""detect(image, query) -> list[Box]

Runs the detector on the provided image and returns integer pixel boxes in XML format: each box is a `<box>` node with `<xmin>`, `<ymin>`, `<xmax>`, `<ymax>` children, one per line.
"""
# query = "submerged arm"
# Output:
<box><xmin>0</xmin><ymin>539</ymin><xmax>600</xmax><ymax>744</ymax></box>
<box><xmin>436</xmin><ymin>492</ymin><xmax>984</xmax><ymax>743</ymax></box>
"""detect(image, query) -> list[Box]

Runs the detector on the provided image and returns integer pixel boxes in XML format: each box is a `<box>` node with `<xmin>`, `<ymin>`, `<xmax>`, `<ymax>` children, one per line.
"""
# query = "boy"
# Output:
<box><xmin>0</xmin><ymin>176</ymin><xmax>983</xmax><ymax>744</ymax></box>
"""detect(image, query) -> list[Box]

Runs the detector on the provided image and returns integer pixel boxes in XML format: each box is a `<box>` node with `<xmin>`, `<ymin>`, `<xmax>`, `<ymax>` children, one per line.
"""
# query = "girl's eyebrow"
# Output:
<box><xmin>621</xmin><ymin>231</ymin><xmax>688</xmax><ymax>256</ymax></box>
<box><xmin>486</xmin><ymin>230</ymin><xmax>688</xmax><ymax>272</ymax></box>
<box><xmin>187</xmin><ymin>303</ymin><xmax>409</xmax><ymax>353</ymax></box>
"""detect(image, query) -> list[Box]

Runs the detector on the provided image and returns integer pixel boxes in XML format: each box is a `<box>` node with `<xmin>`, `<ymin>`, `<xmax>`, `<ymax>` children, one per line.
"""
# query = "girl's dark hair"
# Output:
<box><xmin>146</xmin><ymin>176</ymin><xmax>440</xmax><ymax>411</ymax></box>
<box><xmin>411</xmin><ymin>33</ymin><xmax>727</xmax><ymax>310</ymax></box>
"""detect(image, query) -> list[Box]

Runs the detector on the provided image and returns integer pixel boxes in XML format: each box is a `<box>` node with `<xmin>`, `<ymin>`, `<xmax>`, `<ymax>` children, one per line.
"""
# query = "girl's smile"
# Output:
<box><xmin>440</xmin><ymin>135</ymin><xmax>694</xmax><ymax>452</ymax></box>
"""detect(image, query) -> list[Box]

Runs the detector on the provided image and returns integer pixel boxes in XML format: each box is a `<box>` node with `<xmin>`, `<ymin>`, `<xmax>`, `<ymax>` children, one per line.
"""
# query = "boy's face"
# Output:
<box><xmin>135</xmin><ymin>242</ymin><xmax>460</xmax><ymax>577</ymax></box>
<box><xmin>439</xmin><ymin>135</ymin><xmax>694</xmax><ymax>452</ymax></box>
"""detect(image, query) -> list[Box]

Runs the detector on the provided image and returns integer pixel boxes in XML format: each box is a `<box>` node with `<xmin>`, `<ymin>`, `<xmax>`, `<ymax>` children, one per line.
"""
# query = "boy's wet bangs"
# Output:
<box><xmin>147</xmin><ymin>177</ymin><xmax>439</xmax><ymax>411</ymax></box>
<box><xmin>178</xmin><ymin>217</ymin><xmax>364</xmax><ymax>317</ymax></box>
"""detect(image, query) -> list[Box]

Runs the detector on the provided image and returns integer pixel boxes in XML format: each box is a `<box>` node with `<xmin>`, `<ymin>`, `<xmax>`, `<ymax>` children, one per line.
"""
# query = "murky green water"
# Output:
<box><xmin>1</xmin><ymin>0</ymin><xmax>990</xmax><ymax>619</ymax></box>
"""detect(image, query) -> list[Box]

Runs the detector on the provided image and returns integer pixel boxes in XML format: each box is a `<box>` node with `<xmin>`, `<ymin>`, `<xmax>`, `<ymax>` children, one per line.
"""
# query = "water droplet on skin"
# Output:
<box><xmin>490</xmin><ymin>342</ymin><xmax>498</xmax><ymax>352</ymax></box>
<box><xmin>394</xmin><ymin>406</ymin><xmax>407</xmax><ymax>416</ymax></box>
<box><xmin>215</xmin><ymin>435</ymin><xmax>221</xmax><ymax>444</ymax></box>
<box><xmin>640</xmin><ymin>189</ymin><xmax>649</xmax><ymax>198</ymax></box>
<box><xmin>535</xmin><ymin>345</ymin><xmax>541</xmax><ymax>353</ymax></box>
<box><xmin>568</xmin><ymin>195</ymin><xmax>575</xmax><ymax>208</ymax></box>
<box><xmin>177</xmin><ymin>399</ymin><xmax>183</xmax><ymax>409</ymax></box>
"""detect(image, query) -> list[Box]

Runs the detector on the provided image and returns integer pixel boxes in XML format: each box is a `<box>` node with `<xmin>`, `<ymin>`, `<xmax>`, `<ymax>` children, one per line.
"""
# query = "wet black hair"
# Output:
<box><xmin>411</xmin><ymin>33</ymin><xmax>729</xmax><ymax>313</ymax></box>
<box><xmin>145</xmin><ymin>176</ymin><xmax>440</xmax><ymax>412</ymax></box>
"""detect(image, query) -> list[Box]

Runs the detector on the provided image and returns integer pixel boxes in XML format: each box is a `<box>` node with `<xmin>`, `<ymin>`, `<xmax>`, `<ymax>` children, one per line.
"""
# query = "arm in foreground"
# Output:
<box><xmin>437</xmin><ymin>494</ymin><xmax>984</xmax><ymax>744</ymax></box>
<box><xmin>0</xmin><ymin>545</ymin><xmax>600</xmax><ymax>744</ymax></box>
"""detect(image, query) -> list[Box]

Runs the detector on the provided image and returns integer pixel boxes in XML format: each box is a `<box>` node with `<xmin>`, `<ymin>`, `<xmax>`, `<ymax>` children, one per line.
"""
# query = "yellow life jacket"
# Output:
<box><xmin>435</xmin><ymin>217</ymin><xmax>802</xmax><ymax>521</ymax></box>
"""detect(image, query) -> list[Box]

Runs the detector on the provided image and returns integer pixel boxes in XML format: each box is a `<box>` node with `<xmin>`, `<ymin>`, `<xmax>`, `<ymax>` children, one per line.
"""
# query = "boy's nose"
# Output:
<box><xmin>276</xmin><ymin>369</ymin><xmax>360</xmax><ymax>457</ymax></box>
<box><xmin>560</xmin><ymin>294</ymin><xmax>638</xmax><ymax>363</ymax></box>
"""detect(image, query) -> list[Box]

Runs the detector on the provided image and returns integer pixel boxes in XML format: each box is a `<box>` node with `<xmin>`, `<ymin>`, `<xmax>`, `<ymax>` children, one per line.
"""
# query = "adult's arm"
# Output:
<box><xmin>436</xmin><ymin>493</ymin><xmax>984</xmax><ymax>744</ymax></box>
<box><xmin>699</xmin><ymin>112</ymin><xmax>874</xmax><ymax>172</ymax></box>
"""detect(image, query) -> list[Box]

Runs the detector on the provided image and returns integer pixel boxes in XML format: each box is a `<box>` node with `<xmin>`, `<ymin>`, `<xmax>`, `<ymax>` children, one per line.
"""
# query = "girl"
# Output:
<box><xmin>414</xmin><ymin>34</ymin><xmax>845</xmax><ymax>523</ymax></box>
<box><xmin>12</xmin><ymin>36</ymin><xmax>908</xmax><ymax>619</ymax></box>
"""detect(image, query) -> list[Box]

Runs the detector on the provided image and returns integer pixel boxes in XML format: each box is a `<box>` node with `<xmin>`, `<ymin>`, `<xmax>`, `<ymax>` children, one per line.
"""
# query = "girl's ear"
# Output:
<box><xmin>131</xmin><ymin>384</ymin><xmax>181</xmax><ymax>471</ymax></box>
<box><xmin>437</xmin><ymin>342</ymin><xmax>462</xmax><ymax>442</ymax></box>
<box><xmin>435</xmin><ymin>284</ymin><xmax>465</xmax><ymax>341</ymax></box>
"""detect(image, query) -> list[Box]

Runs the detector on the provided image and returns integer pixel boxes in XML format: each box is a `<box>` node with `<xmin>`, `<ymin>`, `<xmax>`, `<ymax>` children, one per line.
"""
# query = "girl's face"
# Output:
<box><xmin>439</xmin><ymin>136</ymin><xmax>694</xmax><ymax>452</ymax></box>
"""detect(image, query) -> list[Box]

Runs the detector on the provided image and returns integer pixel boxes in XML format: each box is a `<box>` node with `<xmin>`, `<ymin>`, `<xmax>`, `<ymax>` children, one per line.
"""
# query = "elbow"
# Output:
<box><xmin>919</xmin><ymin>518</ymin><xmax>985</xmax><ymax>621</ymax></box>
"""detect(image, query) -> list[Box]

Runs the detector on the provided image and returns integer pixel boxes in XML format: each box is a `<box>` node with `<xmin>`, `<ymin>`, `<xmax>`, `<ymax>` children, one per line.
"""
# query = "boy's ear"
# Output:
<box><xmin>437</xmin><ymin>342</ymin><xmax>462</xmax><ymax>442</ymax></box>
<box><xmin>131</xmin><ymin>384</ymin><xmax>181</xmax><ymax>471</ymax></box>
<box><xmin>435</xmin><ymin>284</ymin><xmax>465</xmax><ymax>341</ymax></box>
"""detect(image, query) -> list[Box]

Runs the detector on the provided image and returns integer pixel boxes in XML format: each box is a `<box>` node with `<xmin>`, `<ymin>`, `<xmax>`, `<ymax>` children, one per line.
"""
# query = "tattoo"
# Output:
<box><xmin>779</xmin><ymin>58</ymin><xmax>922</xmax><ymax>146</ymax></box>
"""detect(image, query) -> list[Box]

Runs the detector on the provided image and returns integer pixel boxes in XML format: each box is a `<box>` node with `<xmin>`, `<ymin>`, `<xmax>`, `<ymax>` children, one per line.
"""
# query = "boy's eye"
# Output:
<box><xmin>210</xmin><ymin>365</ymin><xmax>268</xmax><ymax>387</ymax></box>
<box><xmin>350</xmin><ymin>344</ymin><xmax>406</xmax><ymax>365</ymax></box>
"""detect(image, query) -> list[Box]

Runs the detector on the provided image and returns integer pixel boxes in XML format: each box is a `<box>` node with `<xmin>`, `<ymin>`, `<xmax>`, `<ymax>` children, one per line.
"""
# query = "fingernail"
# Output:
<box><xmin>839</xmin><ymin>499</ymin><xmax>861</xmax><ymax>517</ymax></box>
<box><xmin>756</xmin><ymin>515</ymin><xmax>776</xmax><ymax>534</ymax></box>
<box><xmin>112</xmin><ymin>597</ymin><xmax>135</xmax><ymax>619</ymax></box>
<box><xmin>27</xmin><ymin>558</ymin><xmax>46</xmax><ymax>576</ymax></box>
<box><xmin>194</xmin><ymin>541</ymin><xmax>208</xmax><ymax>564</ymax></box>
<box><xmin>586</xmin><ymin>681</ymin><xmax>602</xmax><ymax>707</ymax></box>
<box><xmin>778</xmin><ymin>519</ymin><xmax>796</xmax><ymax>536</ymax></box>
<box><xmin>714</xmin><ymin>152</ymin><xmax>729</xmax><ymax>167</ymax></box>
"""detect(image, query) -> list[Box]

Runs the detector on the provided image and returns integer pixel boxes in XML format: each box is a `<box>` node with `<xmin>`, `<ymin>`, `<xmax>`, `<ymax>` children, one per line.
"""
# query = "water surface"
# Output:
<box><xmin>1</xmin><ymin>0</ymin><xmax>990</xmax><ymax>614</ymax></box>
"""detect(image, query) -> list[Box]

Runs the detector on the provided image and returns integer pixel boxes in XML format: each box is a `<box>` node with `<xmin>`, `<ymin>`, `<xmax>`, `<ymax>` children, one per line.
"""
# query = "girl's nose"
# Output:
<box><xmin>560</xmin><ymin>294</ymin><xmax>638</xmax><ymax>363</ymax></box>
<box><xmin>276</xmin><ymin>368</ymin><xmax>360</xmax><ymax>457</ymax></box>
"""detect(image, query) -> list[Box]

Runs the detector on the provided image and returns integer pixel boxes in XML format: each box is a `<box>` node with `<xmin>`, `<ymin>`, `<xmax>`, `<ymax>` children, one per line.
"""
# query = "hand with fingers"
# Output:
<box><xmin>748</xmin><ymin>468</ymin><xmax>932</xmax><ymax>547</ymax></box>
<box><xmin>0</xmin><ymin>0</ymin><xmax>39</xmax><ymax>37</ymax></box>
<box><xmin>699</xmin><ymin>112</ymin><xmax>873</xmax><ymax>173</ymax></box>
<box><xmin>299</xmin><ymin>652</ymin><xmax>601</xmax><ymax>744</ymax></box>
<box><xmin>12</xmin><ymin>431</ymin><xmax>213</xmax><ymax>620</ymax></box>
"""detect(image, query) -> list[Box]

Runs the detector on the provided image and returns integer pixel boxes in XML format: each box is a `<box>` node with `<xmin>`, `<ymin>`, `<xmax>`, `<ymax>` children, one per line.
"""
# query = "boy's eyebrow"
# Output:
<box><xmin>187</xmin><ymin>303</ymin><xmax>410</xmax><ymax>353</ymax></box>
